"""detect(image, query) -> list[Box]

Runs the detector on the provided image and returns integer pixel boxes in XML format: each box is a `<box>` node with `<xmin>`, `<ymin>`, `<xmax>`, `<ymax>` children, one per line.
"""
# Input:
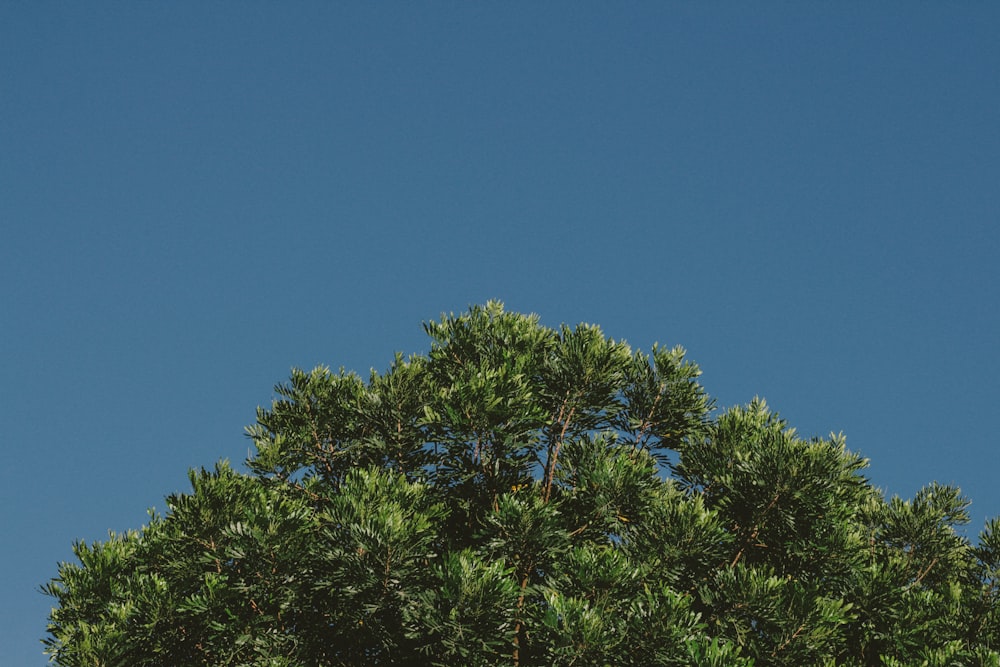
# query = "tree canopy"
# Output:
<box><xmin>44</xmin><ymin>302</ymin><xmax>1000</xmax><ymax>666</ymax></box>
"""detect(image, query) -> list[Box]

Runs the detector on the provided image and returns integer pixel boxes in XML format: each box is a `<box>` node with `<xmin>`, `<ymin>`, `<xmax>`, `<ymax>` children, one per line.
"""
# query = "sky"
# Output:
<box><xmin>2</xmin><ymin>3</ymin><xmax>999</xmax><ymax>663</ymax></box>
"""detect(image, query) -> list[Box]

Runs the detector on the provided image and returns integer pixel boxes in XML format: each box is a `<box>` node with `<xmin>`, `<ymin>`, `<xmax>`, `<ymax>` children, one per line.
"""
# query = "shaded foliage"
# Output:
<box><xmin>44</xmin><ymin>302</ymin><xmax>1000</xmax><ymax>665</ymax></box>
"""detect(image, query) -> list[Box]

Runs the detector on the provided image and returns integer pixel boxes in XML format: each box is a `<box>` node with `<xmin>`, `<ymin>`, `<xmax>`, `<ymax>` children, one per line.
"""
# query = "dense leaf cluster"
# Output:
<box><xmin>44</xmin><ymin>303</ymin><xmax>1000</xmax><ymax>665</ymax></box>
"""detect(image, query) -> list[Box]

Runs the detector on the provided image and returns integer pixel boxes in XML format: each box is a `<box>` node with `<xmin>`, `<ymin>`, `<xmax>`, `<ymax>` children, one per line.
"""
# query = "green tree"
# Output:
<box><xmin>43</xmin><ymin>302</ymin><xmax>1000</xmax><ymax>666</ymax></box>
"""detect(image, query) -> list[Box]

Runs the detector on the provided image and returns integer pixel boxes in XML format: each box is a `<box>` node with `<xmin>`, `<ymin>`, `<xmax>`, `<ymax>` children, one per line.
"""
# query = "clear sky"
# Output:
<box><xmin>3</xmin><ymin>4</ymin><xmax>999</xmax><ymax>663</ymax></box>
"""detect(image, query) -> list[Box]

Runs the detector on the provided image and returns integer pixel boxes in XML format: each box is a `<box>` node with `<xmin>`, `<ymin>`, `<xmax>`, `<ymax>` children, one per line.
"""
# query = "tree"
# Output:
<box><xmin>43</xmin><ymin>302</ymin><xmax>1000</xmax><ymax>666</ymax></box>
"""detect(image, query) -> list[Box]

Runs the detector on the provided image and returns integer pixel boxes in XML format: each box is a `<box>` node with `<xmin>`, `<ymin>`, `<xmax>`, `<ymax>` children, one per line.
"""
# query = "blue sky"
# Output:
<box><xmin>3</xmin><ymin>4</ymin><xmax>998</xmax><ymax>663</ymax></box>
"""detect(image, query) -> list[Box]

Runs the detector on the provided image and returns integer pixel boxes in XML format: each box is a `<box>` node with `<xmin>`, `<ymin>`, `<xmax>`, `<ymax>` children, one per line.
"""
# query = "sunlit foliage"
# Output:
<box><xmin>44</xmin><ymin>302</ymin><xmax>1000</xmax><ymax>666</ymax></box>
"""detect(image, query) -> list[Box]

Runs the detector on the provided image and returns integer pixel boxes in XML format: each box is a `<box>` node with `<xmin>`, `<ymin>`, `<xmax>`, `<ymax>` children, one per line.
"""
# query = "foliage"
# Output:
<box><xmin>44</xmin><ymin>302</ymin><xmax>1000</xmax><ymax>665</ymax></box>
